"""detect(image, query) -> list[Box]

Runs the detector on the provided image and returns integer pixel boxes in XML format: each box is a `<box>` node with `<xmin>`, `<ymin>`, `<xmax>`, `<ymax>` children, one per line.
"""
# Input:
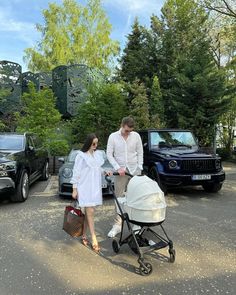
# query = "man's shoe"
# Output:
<box><xmin>148</xmin><ymin>240</ymin><xmax>156</xmax><ymax>246</ymax></box>
<box><xmin>107</xmin><ymin>224</ymin><xmax>121</xmax><ymax>238</ymax></box>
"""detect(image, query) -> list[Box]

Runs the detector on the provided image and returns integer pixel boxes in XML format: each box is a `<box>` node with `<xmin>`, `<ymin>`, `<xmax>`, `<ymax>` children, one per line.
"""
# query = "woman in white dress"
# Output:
<box><xmin>70</xmin><ymin>133</ymin><xmax>111</xmax><ymax>253</ymax></box>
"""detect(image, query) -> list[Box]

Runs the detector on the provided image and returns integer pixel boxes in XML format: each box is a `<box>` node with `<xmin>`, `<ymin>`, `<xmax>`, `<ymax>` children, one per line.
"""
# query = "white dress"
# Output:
<box><xmin>70</xmin><ymin>151</ymin><xmax>104</xmax><ymax>207</ymax></box>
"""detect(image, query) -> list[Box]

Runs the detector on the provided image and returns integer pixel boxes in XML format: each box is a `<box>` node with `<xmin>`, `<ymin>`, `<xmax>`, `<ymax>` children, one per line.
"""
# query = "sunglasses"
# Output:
<box><xmin>92</xmin><ymin>141</ymin><xmax>98</xmax><ymax>146</ymax></box>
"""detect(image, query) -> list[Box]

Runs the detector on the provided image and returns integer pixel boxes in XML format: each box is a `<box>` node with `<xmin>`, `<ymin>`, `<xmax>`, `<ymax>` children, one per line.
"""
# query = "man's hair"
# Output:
<box><xmin>121</xmin><ymin>117</ymin><xmax>135</xmax><ymax>128</ymax></box>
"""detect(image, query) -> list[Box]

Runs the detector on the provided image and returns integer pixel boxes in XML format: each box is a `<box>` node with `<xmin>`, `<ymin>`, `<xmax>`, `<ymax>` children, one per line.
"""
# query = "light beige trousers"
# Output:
<box><xmin>113</xmin><ymin>168</ymin><xmax>141</xmax><ymax>225</ymax></box>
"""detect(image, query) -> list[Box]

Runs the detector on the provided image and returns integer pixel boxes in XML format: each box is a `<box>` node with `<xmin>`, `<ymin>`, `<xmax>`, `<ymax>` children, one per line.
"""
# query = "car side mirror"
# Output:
<box><xmin>58</xmin><ymin>157</ymin><xmax>65</xmax><ymax>163</ymax></box>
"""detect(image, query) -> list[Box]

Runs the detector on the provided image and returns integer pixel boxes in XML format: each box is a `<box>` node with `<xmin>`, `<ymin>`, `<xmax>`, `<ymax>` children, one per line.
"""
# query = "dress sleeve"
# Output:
<box><xmin>70</xmin><ymin>153</ymin><xmax>84</xmax><ymax>188</ymax></box>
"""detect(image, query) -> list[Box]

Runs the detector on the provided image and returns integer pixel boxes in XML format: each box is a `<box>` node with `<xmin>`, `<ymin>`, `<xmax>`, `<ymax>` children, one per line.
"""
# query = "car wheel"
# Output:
<box><xmin>11</xmin><ymin>170</ymin><xmax>29</xmax><ymax>202</ymax></box>
<box><xmin>40</xmin><ymin>161</ymin><xmax>49</xmax><ymax>181</ymax></box>
<box><xmin>202</xmin><ymin>182</ymin><xmax>223</xmax><ymax>193</ymax></box>
<box><xmin>149</xmin><ymin>166</ymin><xmax>167</xmax><ymax>194</ymax></box>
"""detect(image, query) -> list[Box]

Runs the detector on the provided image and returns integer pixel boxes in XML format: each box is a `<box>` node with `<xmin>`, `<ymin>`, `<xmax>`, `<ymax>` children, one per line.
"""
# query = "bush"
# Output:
<box><xmin>216</xmin><ymin>148</ymin><xmax>232</xmax><ymax>160</ymax></box>
<box><xmin>47</xmin><ymin>139</ymin><xmax>70</xmax><ymax>156</ymax></box>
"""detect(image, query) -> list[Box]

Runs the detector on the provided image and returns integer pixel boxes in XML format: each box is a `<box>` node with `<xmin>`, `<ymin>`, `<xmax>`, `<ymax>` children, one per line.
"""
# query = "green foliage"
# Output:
<box><xmin>0</xmin><ymin>88</ymin><xmax>11</xmax><ymax>130</ymax></box>
<box><xmin>16</xmin><ymin>83</ymin><xmax>69</xmax><ymax>155</ymax></box>
<box><xmin>150</xmin><ymin>76</ymin><xmax>165</xmax><ymax>128</ymax></box>
<box><xmin>72</xmin><ymin>81</ymin><xmax>127</xmax><ymax>146</ymax></box>
<box><xmin>0</xmin><ymin>88</ymin><xmax>10</xmax><ymax>102</ymax></box>
<box><xmin>125</xmin><ymin>79</ymin><xmax>150</xmax><ymax>129</ymax></box>
<box><xmin>24</xmin><ymin>0</ymin><xmax>119</xmax><ymax>74</ymax></box>
<box><xmin>118</xmin><ymin>18</ymin><xmax>158</xmax><ymax>90</ymax></box>
<box><xmin>152</xmin><ymin>0</ymin><xmax>229</xmax><ymax>145</ymax></box>
<box><xmin>216</xmin><ymin>147</ymin><xmax>232</xmax><ymax>160</ymax></box>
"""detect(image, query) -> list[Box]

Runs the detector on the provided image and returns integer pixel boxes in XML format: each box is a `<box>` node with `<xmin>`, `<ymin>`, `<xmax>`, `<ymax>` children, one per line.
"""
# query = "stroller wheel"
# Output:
<box><xmin>112</xmin><ymin>239</ymin><xmax>120</xmax><ymax>253</ymax></box>
<box><xmin>169</xmin><ymin>249</ymin><xmax>176</xmax><ymax>263</ymax></box>
<box><xmin>139</xmin><ymin>262</ymin><xmax>153</xmax><ymax>276</ymax></box>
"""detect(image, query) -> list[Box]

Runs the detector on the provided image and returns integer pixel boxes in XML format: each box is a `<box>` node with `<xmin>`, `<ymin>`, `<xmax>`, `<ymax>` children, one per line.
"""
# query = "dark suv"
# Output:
<box><xmin>0</xmin><ymin>133</ymin><xmax>49</xmax><ymax>202</ymax></box>
<box><xmin>138</xmin><ymin>129</ymin><xmax>225</xmax><ymax>194</ymax></box>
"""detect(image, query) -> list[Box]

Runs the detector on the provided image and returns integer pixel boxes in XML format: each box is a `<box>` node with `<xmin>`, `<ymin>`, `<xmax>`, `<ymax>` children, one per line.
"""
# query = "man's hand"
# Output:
<box><xmin>117</xmin><ymin>167</ymin><xmax>126</xmax><ymax>176</ymax></box>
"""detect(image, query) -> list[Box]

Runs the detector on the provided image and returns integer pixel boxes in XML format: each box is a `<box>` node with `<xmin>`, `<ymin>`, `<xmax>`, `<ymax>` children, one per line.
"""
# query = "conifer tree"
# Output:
<box><xmin>150</xmin><ymin>76</ymin><xmax>165</xmax><ymax>128</ymax></box>
<box><xmin>129</xmin><ymin>79</ymin><xmax>150</xmax><ymax>129</ymax></box>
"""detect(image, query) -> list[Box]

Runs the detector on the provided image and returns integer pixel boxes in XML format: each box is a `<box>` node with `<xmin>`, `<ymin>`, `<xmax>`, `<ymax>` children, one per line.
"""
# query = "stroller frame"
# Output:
<box><xmin>106</xmin><ymin>173</ymin><xmax>176</xmax><ymax>276</ymax></box>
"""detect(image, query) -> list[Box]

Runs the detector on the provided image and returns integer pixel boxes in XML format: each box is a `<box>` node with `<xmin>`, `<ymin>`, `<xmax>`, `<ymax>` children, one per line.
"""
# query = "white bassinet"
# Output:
<box><xmin>117</xmin><ymin>175</ymin><xmax>166</xmax><ymax>223</ymax></box>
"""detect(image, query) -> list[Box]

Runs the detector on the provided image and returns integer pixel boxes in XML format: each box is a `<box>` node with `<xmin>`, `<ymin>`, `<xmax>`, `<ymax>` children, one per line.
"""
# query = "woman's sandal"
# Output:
<box><xmin>81</xmin><ymin>236</ymin><xmax>90</xmax><ymax>247</ymax></box>
<box><xmin>91</xmin><ymin>243</ymin><xmax>100</xmax><ymax>253</ymax></box>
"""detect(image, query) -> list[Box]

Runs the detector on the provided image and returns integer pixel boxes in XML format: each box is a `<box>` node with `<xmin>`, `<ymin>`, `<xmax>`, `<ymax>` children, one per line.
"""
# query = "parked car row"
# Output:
<box><xmin>0</xmin><ymin>128</ymin><xmax>226</xmax><ymax>202</ymax></box>
<box><xmin>0</xmin><ymin>132</ymin><xmax>49</xmax><ymax>202</ymax></box>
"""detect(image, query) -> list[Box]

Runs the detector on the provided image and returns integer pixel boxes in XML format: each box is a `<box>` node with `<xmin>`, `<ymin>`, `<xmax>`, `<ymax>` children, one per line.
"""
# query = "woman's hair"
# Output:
<box><xmin>81</xmin><ymin>133</ymin><xmax>97</xmax><ymax>152</ymax></box>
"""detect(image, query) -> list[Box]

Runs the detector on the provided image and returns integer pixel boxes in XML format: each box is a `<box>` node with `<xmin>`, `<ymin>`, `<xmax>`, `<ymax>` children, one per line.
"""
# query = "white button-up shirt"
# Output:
<box><xmin>106</xmin><ymin>129</ymin><xmax>143</xmax><ymax>175</ymax></box>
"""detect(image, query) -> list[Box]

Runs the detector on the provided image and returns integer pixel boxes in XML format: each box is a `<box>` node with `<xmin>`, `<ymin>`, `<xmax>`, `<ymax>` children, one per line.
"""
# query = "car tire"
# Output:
<box><xmin>149</xmin><ymin>166</ymin><xmax>168</xmax><ymax>195</ymax></box>
<box><xmin>10</xmin><ymin>170</ymin><xmax>29</xmax><ymax>202</ymax></box>
<box><xmin>40</xmin><ymin>161</ymin><xmax>49</xmax><ymax>181</ymax></box>
<box><xmin>202</xmin><ymin>182</ymin><xmax>223</xmax><ymax>193</ymax></box>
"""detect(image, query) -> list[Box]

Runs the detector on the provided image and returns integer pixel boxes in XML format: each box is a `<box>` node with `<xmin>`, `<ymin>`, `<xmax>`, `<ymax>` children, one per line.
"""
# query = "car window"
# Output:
<box><xmin>150</xmin><ymin>131</ymin><xmax>197</xmax><ymax>148</ymax></box>
<box><xmin>68</xmin><ymin>150</ymin><xmax>80</xmax><ymax>162</ymax></box>
<box><xmin>0</xmin><ymin>135</ymin><xmax>24</xmax><ymax>150</ymax></box>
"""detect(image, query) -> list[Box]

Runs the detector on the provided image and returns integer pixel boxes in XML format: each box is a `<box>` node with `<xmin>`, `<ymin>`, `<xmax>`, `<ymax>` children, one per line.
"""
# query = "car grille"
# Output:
<box><xmin>181</xmin><ymin>159</ymin><xmax>216</xmax><ymax>172</ymax></box>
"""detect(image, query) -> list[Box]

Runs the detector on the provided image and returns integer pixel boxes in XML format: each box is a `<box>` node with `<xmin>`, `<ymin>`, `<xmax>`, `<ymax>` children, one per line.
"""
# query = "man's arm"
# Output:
<box><xmin>136</xmin><ymin>134</ymin><xmax>143</xmax><ymax>170</ymax></box>
<box><xmin>106</xmin><ymin>134</ymin><xmax>120</xmax><ymax>171</ymax></box>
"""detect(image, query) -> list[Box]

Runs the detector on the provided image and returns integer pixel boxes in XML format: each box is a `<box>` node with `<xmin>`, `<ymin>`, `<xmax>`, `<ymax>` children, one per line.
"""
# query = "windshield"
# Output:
<box><xmin>68</xmin><ymin>150</ymin><xmax>80</xmax><ymax>162</ymax></box>
<box><xmin>0</xmin><ymin>135</ymin><xmax>24</xmax><ymax>150</ymax></box>
<box><xmin>150</xmin><ymin>131</ymin><xmax>197</xmax><ymax>149</ymax></box>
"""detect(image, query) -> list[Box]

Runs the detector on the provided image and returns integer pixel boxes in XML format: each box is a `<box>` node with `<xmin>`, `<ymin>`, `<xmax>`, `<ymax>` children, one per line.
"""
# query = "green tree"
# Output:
<box><xmin>149</xmin><ymin>75</ymin><xmax>165</xmax><ymax>128</ymax></box>
<box><xmin>128</xmin><ymin>79</ymin><xmax>150</xmax><ymax>129</ymax></box>
<box><xmin>72</xmin><ymin>81</ymin><xmax>127</xmax><ymax>146</ymax></box>
<box><xmin>24</xmin><ymin>0</ymin><xmax>119</xmax><ymax>73</ymax></box>
<box><xmin>154</xmin><ymin>0</ymin><xmax>228</xmax><ymax>145</ymax></box>
<box><xmin>203</xmin><ymin>0</ymin><xmax>236</xmax><ymax>18</ymax></box>
<box><xmin>16</xmin><ymin>83</ymin><xmax>69</xmax><ymax>155</ymax></box>
<box><xmin>0</xmin><ymin>88</ymin><xmax>11</xmax><ymax>131</ymax></box>
<box><xmin>118</xmin><ymin>18</ymin><xmax>158</xmax><ymax>90</ymax></box>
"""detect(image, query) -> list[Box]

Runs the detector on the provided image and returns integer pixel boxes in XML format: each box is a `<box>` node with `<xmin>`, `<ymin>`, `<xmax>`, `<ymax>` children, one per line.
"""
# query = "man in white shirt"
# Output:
<box><xmin>106</xmin><ymin>117</ymin><xmax>143</xmax><ymax>238</ymax></box>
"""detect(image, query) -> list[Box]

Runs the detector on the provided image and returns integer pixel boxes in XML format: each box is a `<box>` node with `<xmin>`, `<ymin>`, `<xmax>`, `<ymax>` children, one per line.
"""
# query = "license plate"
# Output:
<box><xmin>192</xmin><ymin>174</ymin><xmax>211</xmax><ymax>180</ymax></box>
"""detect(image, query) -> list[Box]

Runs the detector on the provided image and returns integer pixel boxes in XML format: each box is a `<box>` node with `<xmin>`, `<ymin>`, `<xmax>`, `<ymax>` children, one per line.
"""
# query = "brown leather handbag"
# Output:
<box><xmin>63</xmin><ymin>205</ymin><xmax>85</xmax><ymax>237</ymax></box>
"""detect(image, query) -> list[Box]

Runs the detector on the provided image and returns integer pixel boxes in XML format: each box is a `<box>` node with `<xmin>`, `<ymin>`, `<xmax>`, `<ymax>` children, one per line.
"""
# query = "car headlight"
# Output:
<box><xmin>168</xmin><ymin>160</ymin><xmax>178</xmax><ymax>169</ymax></box>
<box><xmin>62</xmin><ymin>167</ymin><xmax>73</xmax><ymax>178</ymax></box>
<box><xmin>215</xmin><ymin>159</ymin><xmax>221</xmax><ymax>170</ymax></box>
<box><xmin>0</xmin><ymin>161</ymin><xmax>16</xmax><ymax>171</ymax></box>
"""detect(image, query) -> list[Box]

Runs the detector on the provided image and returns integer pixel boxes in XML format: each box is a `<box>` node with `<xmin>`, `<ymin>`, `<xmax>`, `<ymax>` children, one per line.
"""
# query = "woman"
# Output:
<box><xmin>70</xmin><ymin>133</ymin><xmax>111</xmax><ymax>253</ymax></box>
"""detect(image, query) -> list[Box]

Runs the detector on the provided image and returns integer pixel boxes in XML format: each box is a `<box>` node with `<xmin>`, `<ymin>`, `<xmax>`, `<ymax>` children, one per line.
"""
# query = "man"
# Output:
<box><xmin>106</xmin><ymin>117</ymin><xmax>143</xmax><ymax>238</ymax></box>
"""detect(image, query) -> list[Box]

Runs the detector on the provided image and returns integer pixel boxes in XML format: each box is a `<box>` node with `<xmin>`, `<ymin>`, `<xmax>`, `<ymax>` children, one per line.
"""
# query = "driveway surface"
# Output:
<box><xmin>0</xmin><ymin>162</ymin><xmax>235</xmax><ymax>295</ymax></box>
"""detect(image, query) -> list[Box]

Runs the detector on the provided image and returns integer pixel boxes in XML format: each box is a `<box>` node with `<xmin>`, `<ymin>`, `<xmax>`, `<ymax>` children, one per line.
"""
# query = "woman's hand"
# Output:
<box><xmin>72</xmin><ymin>188</ymin><xmax>78</xmax><ymax>200</ymax></box>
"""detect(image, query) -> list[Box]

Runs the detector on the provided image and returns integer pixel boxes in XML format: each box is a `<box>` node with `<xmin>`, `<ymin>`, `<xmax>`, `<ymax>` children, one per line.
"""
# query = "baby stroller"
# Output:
<box><xmin>105</xmin><ymin>172</ymin><xmax>176</xmax><ymax>276</ymax></box>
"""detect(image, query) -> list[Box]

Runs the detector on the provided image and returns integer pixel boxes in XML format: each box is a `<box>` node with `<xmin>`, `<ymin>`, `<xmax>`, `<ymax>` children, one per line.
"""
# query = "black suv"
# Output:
<box><xmin>138</xmin><ymin>129</ymin><xmax>225</xmax><ymax>194</ymax></box>
<box><xmin>0</xmin><ymin>133</ymin><xmax>49</xmax><ymax>202</ymax></box>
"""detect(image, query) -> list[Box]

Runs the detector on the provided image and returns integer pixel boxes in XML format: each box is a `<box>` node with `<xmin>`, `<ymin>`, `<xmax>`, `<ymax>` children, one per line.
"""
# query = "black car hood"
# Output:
<box><xmin>151</xmin><ymin>148</ymin><xmax>215</xmax><ymax>159</ymax></box>
<box><xmin>0</xmin><ymin>150</ymin><xmax>18</xmax><ymax>163</ymax></box>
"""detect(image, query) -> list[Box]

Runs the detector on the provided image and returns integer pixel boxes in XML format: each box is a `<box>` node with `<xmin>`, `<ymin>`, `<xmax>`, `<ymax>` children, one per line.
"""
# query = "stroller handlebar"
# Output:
<box><xmin>112</xmin><ymin>171</ymin><xmax>133</xmax><ymax>177</ymax></box>
<box><xmin>104</xmin><ymin>171</ymin><xmax>133</xmax><ymax>183</ymax></box>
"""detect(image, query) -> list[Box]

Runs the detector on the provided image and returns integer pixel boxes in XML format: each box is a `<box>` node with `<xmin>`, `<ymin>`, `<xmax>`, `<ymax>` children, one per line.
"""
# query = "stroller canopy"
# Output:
<box><xmin>126</xmin><ymin>175</ymin><xmax>166</xmax><ymax>210</ymax></box>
